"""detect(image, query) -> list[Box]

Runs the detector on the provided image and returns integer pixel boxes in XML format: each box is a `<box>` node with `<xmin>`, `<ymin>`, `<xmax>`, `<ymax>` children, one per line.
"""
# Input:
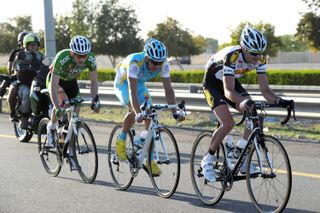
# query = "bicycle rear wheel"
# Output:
<box><xmin>149</xmin><ymin>127</ymin><xmax>180</xmax><ymax>198</ymax></box>
<box><xmin>37</xmin><ymin>118</ymin><xmax>61</xmax><ymax>176</ymax></box>
<box><xmin>246</xmin><ymin>135</ymin><xmax>292</xmax><ymax>212</ymax></box>
<box><xmin>190</xmin><ymin>130</ymin><xmax>225</xmax><ymax>205</ymax></box>
<box><xmin>107</xmin><ymin>125</ymin><xmax>134</xmax><ymax>190</ymax></box>
<box><xmin>72</xmin><ymin>122</ymin><xmax>98</xmax><ymax>183</ymax></box>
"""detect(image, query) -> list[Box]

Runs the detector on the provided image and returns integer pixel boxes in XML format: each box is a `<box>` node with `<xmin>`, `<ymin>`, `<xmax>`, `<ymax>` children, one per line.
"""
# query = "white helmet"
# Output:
<box><xmin>70</xmin><ymin>35</ymin><xmax>91</xmax><ymax>55</ymax></box>
<box><xmin>144</xmin><ymin>38</ymin><xmax>167</xmax><ymax>62</ymax></box>
<box><xmin>240</xmin><ymin>26</ymin><xmax>267</xmax><ymax>53</ymax></box>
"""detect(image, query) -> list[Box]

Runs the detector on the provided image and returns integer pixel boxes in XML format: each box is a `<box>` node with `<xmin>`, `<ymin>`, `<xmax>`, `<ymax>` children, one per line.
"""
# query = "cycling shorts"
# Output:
<box><xmin>114</xmin><ymin>81</ymin><xmax>152</xmax><ymax>107</ymax></box>
<box><xmin>203</xmin><ymin>74</ymin><xmax>249</xmax><ymax>110</ymax></box>
<box><xmin>46</xmin><ymin>72</ymin><xmax>80</xmax><ymax>100</ymax></box>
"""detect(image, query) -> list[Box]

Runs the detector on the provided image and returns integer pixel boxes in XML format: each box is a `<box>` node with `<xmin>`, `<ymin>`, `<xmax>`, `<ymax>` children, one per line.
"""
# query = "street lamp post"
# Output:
<box><xmin>43</xmin><ymin>0</ymin><xmax>56</xmax><ymax>58</ymax></box>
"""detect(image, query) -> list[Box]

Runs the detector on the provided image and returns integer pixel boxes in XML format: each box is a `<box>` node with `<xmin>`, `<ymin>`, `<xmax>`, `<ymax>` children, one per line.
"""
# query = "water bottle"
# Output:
<box><xmin>224</xmin><ymin>135</ymin><xmax>234</xmax><ymax>158</ymax></box>
<box><xmin>233</xmin><ymin>138</ymin><xmax>248</xmax><ymax>159</ymax></box>
<box><xmin>133</xmin><ymin>130</ymin><xmax>148</xmax><ymax>159</ymax></box>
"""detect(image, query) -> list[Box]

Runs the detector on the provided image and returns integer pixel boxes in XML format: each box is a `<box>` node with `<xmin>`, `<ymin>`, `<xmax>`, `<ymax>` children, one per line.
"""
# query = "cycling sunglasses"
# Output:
<box><xmin>150</xmin><ymin>59</ymin><xmax>164</xmax><ymax>66</ymax></box>
<box><xmin>248</xmin><ymin>52</ymin><xmax>262</xmax><ymax>57</ymax></box>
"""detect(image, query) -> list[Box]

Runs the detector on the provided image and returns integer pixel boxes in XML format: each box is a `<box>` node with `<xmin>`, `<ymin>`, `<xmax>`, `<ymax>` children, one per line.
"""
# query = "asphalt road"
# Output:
<box><xmin>0</xmin><ymin>113</ymin><xmax>319</xmax><ymax>213</ymax></box>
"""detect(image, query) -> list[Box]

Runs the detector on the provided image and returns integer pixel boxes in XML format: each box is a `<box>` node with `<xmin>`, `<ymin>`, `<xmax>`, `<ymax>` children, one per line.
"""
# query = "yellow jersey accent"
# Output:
<box><xmin>203</xmin><ymin>88</ymin><xmax>214</xmax><ymax>108</ymax></box>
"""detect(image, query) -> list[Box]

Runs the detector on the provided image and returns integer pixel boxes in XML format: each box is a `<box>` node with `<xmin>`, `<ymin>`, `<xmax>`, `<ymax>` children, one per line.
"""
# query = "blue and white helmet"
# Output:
<box><xmin>70</xmin><ymin>35</ymin><xmax>91</xmax><ymax>55</ymax></box>
<box><xmin>240</xmin><ymin>26</ymin><xmax>267</xmax><ymax>53</ymax></box>
<box><xmin>144</xmin><ymin>38</ymin><xmax>167</xmax><ymax>62</ymax></box>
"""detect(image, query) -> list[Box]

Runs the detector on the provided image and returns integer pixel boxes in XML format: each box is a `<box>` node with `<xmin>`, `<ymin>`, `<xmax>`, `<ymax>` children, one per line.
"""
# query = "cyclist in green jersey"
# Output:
<box><xmin>46</xmin><ymin>35</ymin><xmax>100</xmax><ymax>148</ymax></box>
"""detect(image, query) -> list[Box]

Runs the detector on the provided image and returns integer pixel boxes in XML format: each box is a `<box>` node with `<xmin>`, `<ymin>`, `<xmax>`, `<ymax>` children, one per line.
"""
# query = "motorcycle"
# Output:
<box><xmin>0</xmin><ymin>64</ymin><xmax>50</xmax><ymax>142</ymax></box>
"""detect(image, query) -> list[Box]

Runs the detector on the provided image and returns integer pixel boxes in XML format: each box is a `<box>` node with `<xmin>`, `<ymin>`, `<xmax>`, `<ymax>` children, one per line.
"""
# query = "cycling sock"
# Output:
<box><xmin>118</xmin><ymin>131</ymin><xmax>127</xmax><ymax>141</ymax></box>
<box><xmin>208</xmin><ymin>148</ymin><xmax>215</xmax><ymax>155</ymax></box>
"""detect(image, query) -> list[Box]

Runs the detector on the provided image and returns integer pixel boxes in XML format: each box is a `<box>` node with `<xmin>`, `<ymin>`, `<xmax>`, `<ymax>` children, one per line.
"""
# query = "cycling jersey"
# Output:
<box><xmin>50</xmin><ymin>49</ymin><xmax>97</xmax><ymax>81</ymax></box>
<box><xmin>203</xmin><ymin>45</ymin><xmax>266</xmax><ymax>110</ymax></box>
<box><xmin>205</xmin><ymin>45</ymin><xmax>266</xmax><ymax>80</ymax></box>
<box><xmin>114</xmin><ymin>52</ymin><xmax>170</xmax><ymax>106</ymax></box>
<box><xmin>114</xmin><ymin>52</ymin><xmax>170</xmax><ymax>86</ymax></box>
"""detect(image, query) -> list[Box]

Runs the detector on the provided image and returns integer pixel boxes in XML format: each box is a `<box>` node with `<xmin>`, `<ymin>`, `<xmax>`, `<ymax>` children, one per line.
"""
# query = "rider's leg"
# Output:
<box><xmin>7</xmin><ymin>83</ymin><xmax>18</xmax><ymax>121</ymax></box>
<box><xmin>18</xmin><ymin>84</ymin><xmax>31</xmax><ymax>129</ymax></box>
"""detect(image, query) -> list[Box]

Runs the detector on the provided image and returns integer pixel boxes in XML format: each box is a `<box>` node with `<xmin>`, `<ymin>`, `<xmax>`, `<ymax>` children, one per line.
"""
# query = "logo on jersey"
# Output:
<box><xmin>203</xmin><ymin>89</ymin><xmax>214</xmax><ymax>108</ymax></box>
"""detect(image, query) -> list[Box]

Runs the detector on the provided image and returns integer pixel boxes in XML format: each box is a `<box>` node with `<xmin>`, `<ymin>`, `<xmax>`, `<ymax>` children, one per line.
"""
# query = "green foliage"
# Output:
<box><xmin>54</xmin><ymin>15</ymin><xmax>72</xmax><ymax>52</ymax></box>
<box><xmin>220</xmin><ymin>22</ymin><xmax>281</xmax><ymax>57</ymax></box>
<box><xmin>94</xmin><ymin>0</ymin><xmax>143</xmax><ymax>68</ymax></box>
<box><xmin>296</xmin><ymin>12</ymin><xmax>320</xmax><ymax>51</ymax></box>
<box><xmin>0</xmin><ymin>16</ymin><xmax>33</xmax><ymax>53</ymax></box>
<box><xmin>148</xmin><ymin>17</ymin><xmax>205</xmax><ymax>57</ymax></box>
<box><xmin>278</xmin><ymin>34</ymin><xmax>308</xmax><ymax>52</ymax></box>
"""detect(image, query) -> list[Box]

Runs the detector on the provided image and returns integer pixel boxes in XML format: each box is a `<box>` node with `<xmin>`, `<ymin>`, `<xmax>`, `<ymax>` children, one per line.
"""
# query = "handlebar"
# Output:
<box><xmin>62</xmin><ymin>97</ymin><xmax>93</xmax><ymax>106</ymax></box>
<box><xmin>137</xmin><ymin>99</ymin><xmax>187</xmax><ymax>121</ymax></box>
<box><xmin>236</xmin><ymin>100</ymin><xmax>296</xmax><ymax>126</ymax></box>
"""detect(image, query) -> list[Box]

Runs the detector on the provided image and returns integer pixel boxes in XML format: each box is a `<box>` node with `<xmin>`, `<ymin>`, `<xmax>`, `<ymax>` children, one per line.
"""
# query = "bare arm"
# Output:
<box><xmin>223</xmin><ymin>75</ymin><xmax>247</xmax><ymax>104</ymax></box>
<box><xmin>89</xmin><ymin>70</ymin><xmax>99</xmax><ymax>98</ymax></box>
<box><xmin>128</xmin><ymin>77</ymin><xmax>141</xmax><ymax>114</ymax></box>
<box><xmin>50</xmin><ymin>73</ymin><xmax>61</xmax><ymax>110</ymax></box>
<box><xmin>257</xmin><ymin>73</ymin><xmax>278</xmax><ymax>103</ymax></box>
<box><xmin>162</xmin><ymin>77</ymin><xmax>176</xmax><ymax>112</ymax></box>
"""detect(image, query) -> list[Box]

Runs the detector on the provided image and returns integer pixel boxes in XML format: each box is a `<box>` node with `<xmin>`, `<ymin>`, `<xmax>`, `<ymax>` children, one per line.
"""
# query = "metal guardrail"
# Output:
<box><xmin>1</xmin><ymin>83</ymin><xmax>320</xmax><ymax>119</ymax></box>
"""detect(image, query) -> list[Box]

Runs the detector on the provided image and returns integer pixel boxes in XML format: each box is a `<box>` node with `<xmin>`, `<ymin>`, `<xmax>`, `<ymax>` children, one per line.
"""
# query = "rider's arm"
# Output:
<box><xmin>223</xmin><ymin>75</ymin><xmax>247</xmax><ymax>104</ymax></box>
<box><xmin>89</xmin><ymin>70</ymin><xmax>98</xmax><ymax>98</ymax></box>
<box><xmin>128</xmin><ymin>77</ymin><xmax>140</xmax><ymax>114</ymax></box>
<box><xmin>162</xmin><ymin>77</ymin><xmax>177</xmax><ymax>113</ymax></box>
<box><xmin>49</xmin><ymin>73</ymin><xmax>61</xmax><ymax>110</ymax></box>
<box><xmin>257</xmin><ymin>73</ymin><xmax>279</xmax><ymax>103</ymax></box>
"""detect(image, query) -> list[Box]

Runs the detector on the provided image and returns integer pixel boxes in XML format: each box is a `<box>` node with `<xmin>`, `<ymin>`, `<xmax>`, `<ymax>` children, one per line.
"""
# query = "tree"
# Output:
<box><xmin>278</xmin><ymin>34</ymin><xmax>308</xmax><ymax>52</ymax></box>
<box><xmin>69</xmin><ymin>0</ymin><xmax>93</xmax><ymax>37</ymax></box>
<box><xmin>205</xmin><ymin>38</ymin><xmax>219</xmax><ymax>54</ymax></box>
<box><xmin>219</xmin><ymin>22</ymin><xmax>281</xmax><ymax>57</ymax></box>
<box><xmin>93</xmin><ymin>0</ymin><xmax>143</xmax><ymax>68</ymax></box>
<box><xmin>0</xmin><ymin>16</ymin><xmax>33</xmax><ymax>53</ymax></box>
<box><xmin>302</xmin><ymin>0</ymin><xmax>320</xmax><ymax>10</ymax></box>
<box><xmin>296</xmin><ymin>12</ymin><xmax>320</xmax><ymax>51</ymax></box>
<box><xmin>54</xmin><ymin>15</ymin><xmax>72</xmax><ymax>52</ymax></box>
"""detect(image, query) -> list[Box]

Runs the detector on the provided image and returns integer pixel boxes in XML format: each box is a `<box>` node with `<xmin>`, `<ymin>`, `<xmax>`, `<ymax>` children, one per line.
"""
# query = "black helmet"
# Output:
<box><xmin>17</xmin><ymin>31</ymin><xmax>28</xmax><ymax>45</ymax></box>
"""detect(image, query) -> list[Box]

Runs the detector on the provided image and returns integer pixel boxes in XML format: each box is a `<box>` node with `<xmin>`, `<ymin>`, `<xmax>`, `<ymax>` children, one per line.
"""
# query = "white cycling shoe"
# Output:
<box><xmin>201</xmin><ymin>158</ymin><xmax>216</xmax><ymax>182</ymax></box>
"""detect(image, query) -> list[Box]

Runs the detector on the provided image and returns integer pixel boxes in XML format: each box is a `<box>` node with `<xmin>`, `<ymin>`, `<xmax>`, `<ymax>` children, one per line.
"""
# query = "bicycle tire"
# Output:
<box><xmin>107</xmin><ymin>125</ymin><xmax>134</xmax><ymax>190</ymax></box>
<box><xmin>148</xmin><ymin>127</ymin><xmax>180</xmax><ymax>198</ymax></box>
<box><xmin>37</xmin><ymin>118</ymin><xmax>61</xmax><ymax>176</ymax></box>
<box><xmin>72</xmin><ymin>122</ymin><xmax>98</xmax><ymax>183</ymax></box>
<box><xmin>246</xmin><ymin>135</ymin><xmax>292</xmax><ymax>212</ymax></box>
<box><xmin>190</xmin><ymin>130</ymin><xmax>225</xmax><ymax>205</ymax></box>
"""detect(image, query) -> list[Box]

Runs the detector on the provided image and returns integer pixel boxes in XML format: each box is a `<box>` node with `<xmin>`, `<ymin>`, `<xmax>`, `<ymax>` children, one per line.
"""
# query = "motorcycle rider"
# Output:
<box><xmin>13</xmin><ymin>32</ymin><xmax>44</xmax><ymax>129</ymax></box>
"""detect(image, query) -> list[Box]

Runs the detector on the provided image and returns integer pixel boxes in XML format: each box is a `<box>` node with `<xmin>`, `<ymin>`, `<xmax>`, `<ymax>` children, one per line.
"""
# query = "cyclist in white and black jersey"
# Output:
<box><xmin>201</xmin><ymin>26</ymin><xmax>294</xmax><ymax>182</ymax></box>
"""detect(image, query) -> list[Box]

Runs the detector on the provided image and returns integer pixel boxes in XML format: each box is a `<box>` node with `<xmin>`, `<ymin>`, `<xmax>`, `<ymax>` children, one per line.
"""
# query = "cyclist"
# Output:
<box><xmin>114</xmin><ymin>38</ymin><xmax>185</xmax><ymax>176</ymax></box>
<box><xmin>6</xmin><ymin>31</ymin><xmax>29</xmax><ymax>122</ymax></box>
<box><xmin>201</xmin><ymin>26</ymin><xmax>294</xmax><ymax>182</ymax></box>
<box><xmin>12</xmin><ymin>33</ymin><xmax>44</xmax><ymax>129</ymax></box>
<box><xmin>46</xmin><ymin>35</ymin><xmax>100</xmax><ymax>151</ymax></box>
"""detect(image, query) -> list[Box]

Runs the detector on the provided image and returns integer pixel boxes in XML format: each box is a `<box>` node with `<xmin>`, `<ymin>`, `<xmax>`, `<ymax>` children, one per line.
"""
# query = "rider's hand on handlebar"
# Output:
<box><xmin>91</xmin><ymin>95</ymin><xmax>101</xmax><ymax>113</ymax></box>
<box><xmin>172</xmin><ymin>112</ymin><xmax>185</xmax><ymax>122</ymax></box>
<box><xmin>239</xmin><ymin>99</ymin><xmax>252</xmax><ymax>112</ymax></box>
<box><xmin>278</xmin><ymin>98</ymin><xmax>294</xmax><ymax>109</ymax></box>
<box><xmin>135</xmin><ymin>112</ymin><xmax>144</xmax><ymax>123</ymax></box>
<box><xmin>55</xmin><ymin>107</ymin><xmax>65</xmax><ymax>119</ymax></box>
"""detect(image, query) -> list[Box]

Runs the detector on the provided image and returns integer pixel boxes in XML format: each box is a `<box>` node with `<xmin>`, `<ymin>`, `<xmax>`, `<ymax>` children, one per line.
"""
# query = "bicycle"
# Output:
<box><xmin>107</xmin><ymin>100</ymin><xmax>186</xmax><ymax>198</ymax></box>
<box><xmin>190</xmin><ymin>100</ymin><xmax>295</xmax><ymax>212</ymax></box>
<box><xmin>37</xmin><ymin>96</ymin><xmax>98</xmax><ymax>183</ymax></box>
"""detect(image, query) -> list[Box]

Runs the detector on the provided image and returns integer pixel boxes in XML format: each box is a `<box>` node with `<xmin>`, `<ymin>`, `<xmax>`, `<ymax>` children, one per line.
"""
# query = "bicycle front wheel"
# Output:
<box><xmin>72</xmin><ymin>122</ymin><xmax>98</xmax><ymax>183</ymax></box>
<box><xmin>37</xmin><ymin>118</ymin><xmax>61</xmax><ymax>176</ymax></box>
<box><xmin>107</xmin><ymin>125</ymin><xmax>134</xmax><ymax>190</ymax></box>
<box><xmin>246</xmin><ymin>135</ymin><xmax>292</xmax><ymax>212</ymax></box>
<box><xmin>148</xmin><ymin>127</ymin><xmax>180</xmax><ymax>198</ymax></box>
<box><xmin>190</xmin><ymin>130</ymin><xmax>225</xmax><ymax>205</ymax></box>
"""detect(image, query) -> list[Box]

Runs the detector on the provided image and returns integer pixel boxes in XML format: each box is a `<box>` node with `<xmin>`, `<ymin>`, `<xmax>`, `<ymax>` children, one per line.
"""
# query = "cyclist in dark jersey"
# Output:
<box><xmin>201</xmin><ymin>26</ymin><xmax>294</xmax><ymax>182</ymax></box>
<box><xmin>46</xmin><ymin>35</ymin><xmax>100</xmax><ymax>148</ymax></box>
<box><xmin>7</xmin><ymin>31</ymin><xmax>28</xmax><ymax>122</ymax></box>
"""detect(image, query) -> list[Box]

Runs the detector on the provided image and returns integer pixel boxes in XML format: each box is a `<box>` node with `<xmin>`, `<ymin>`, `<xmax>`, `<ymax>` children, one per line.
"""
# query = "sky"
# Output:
<box><xmin>0</xmin><ymin>0</ymin><xmax>310</xmax><ymax>44</ymax></box>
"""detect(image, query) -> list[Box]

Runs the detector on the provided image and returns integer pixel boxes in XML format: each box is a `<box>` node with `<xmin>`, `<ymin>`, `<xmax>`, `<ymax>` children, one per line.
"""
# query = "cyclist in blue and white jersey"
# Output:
<box><xmin>114</xmin><ymin>38</ymin><xmax>185</xmax><ymax>176</ymax></box>
<box><xmin>201</xmin><ymin>26</ymin><xmax>294</xmax><ymax>182</ymax></box>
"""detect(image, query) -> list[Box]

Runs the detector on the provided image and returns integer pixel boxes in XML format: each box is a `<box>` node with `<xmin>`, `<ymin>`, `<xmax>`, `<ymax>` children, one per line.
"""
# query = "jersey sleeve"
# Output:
<box><xmin>160</xmin><ymin>62</ymin><xmax>170</xmax><ymax>78</ymax></box>
<box><xmin>256</xmin><ymin>55</ymin><xmax>267</xmax><ymax>74</ymax></box>
<box><xmin>86</xmin><ymin>53</ymin><xmax>97</xmax><ymax>71</ymax></box>
<box><xmin>127</xmin><ymin>63</ymin><xmax>139</xmax><ymax>79</ymax></box>
<box><xmin>223</xmin><ymin>51</ymin><xmax>239</xmax><ymax>76</ymax></box>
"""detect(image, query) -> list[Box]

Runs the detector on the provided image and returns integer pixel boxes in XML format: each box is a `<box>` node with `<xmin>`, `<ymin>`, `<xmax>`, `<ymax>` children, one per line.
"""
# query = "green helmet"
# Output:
<box><xmin>23</xmin><ymin>33</ymin><xmax>40</xmax><ymax>48</ymax></box>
